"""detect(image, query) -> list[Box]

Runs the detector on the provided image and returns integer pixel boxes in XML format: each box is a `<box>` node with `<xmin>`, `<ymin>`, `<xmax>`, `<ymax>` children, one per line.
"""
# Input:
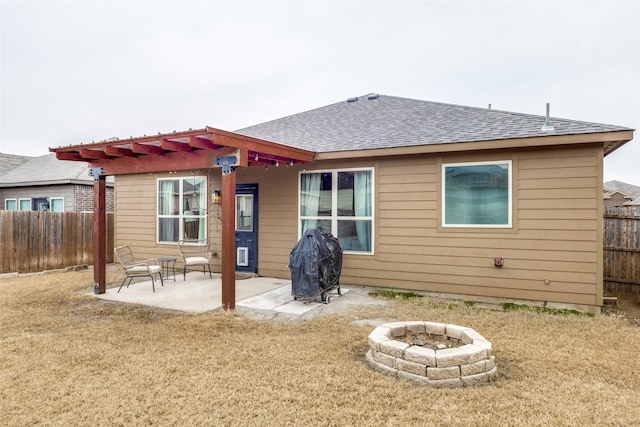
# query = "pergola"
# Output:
<box><xmin>50</xmin><ymin>127</ymin><xmax>315</xmax><ymax>310</ymax></box>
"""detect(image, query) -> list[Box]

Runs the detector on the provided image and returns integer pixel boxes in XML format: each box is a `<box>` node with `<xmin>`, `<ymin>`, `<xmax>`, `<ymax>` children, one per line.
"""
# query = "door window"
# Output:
<box><xmin>236</xmin><ymin>195</ymin><xmax>254</xmax><ymax>232</ymax></box>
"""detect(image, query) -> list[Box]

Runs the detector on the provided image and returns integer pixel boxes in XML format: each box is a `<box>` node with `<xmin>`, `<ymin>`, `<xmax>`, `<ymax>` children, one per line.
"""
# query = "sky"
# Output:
<box><xmin>1</xmin><ymin>0</ymin><xmax>639</xmax><ymax>184</ymax></box>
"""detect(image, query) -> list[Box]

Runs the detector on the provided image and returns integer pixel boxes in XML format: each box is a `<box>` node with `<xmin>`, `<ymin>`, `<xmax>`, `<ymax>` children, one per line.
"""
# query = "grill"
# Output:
<box><xmin>289</xmin><ymin>229</ymin><xmax>343</xmax><ymax>304</ymax></box>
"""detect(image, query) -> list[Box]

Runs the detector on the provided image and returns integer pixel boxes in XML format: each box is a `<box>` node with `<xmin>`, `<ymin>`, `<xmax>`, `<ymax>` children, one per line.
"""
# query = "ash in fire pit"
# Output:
<box><xmin>366</xmin><ymin>321</ymin><xmax>496</xmax><ymax>388</ymax></box>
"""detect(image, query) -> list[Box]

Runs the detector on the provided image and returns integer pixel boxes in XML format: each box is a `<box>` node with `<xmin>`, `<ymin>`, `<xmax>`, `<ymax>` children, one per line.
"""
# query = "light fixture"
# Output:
<box><xmin>255</xmin><ymin>153</ymin><xmax>259</xmax><ymax>161</ymax></box>
<box><xmin>211</xmin><ymin>190</ymin><xmax>221</xmax><ymax>204</ymax></box>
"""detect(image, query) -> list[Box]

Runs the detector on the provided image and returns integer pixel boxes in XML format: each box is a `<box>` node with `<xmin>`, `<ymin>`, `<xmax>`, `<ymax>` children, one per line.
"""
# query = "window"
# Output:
<box><xmin>157</xmin><ymin>176</ymin><xmax>207</xmax><ymax>243</ymax></box>
<box><xmin>19</xmin><ymin>198</ymin><xmax>31</xmax><ymax>211</ymax></box>
<box><xmin>442</xmin><ymin>160</ymin><xmax>512</xmax><ymax>227</ymax></box>
<box><xmin>236</xmin><ymin>194</ymin><xmax>254</xmax><ymax>232</ymax></box>
<box><xmin>299</xmin><ymin>168</ymin><xmax>373</xmax><ymax>253</ymax></box>
<box><xmin>50</xmin><ymin>198</ymin><xmax>64</xmax><ymax>212</ymax></box>
<box><xmin>5</xmin><ymin>199</ymin><xmax>17</xmax><ymax>210</ymax></box>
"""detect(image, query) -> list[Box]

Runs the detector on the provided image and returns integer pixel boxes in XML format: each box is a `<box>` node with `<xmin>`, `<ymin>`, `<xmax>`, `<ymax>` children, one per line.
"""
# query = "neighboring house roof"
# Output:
<box><xmin>604</xmin><ymin>180</ymin><xmax>640</xmax><ymax>205</ymax></box>
<box><xmin>0</xmin><ymin>152</ymin><xmax>32</xmax><ymax>176</ymax></box>
<box><xmin>0</xmin><ymin>153</ymin><xmax>114</xmax><ymax>187</ymax></box>
<box><xmin>236</xmin><ymin>94</ymin><xmax>633</xmax><ymax>154</ymax></box>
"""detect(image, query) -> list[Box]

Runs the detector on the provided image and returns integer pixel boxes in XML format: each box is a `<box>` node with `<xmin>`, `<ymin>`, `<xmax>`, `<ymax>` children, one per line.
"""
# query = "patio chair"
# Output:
<box><xmin>114</xmin><ymin>245</ymin><xmax>163</xmax><ymax>292</ymax></box>
<box><xmin>178</xmin><ymin>239</ymin><xmax>213</xmax><ymax>280</ymax></box>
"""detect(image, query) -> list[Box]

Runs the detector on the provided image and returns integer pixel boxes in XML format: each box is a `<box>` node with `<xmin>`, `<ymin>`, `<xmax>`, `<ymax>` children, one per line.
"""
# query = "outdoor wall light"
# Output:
<box><xmin>212</xmin><ymin>190</ymin><xmax>221</xmax><ymax>204</ymax></box>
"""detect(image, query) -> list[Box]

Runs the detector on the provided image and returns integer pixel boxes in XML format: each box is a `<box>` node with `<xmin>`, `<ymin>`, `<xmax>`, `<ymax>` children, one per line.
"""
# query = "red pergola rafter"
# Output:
<box><xmin>51</xmin><ymin>127</ymin><xmax>313</xmax><ymax>173</ymax></box>
<box><xmin>50</xmin><ymin>126</ymin><xmax>315</xmax><ymax>310</ymax></box>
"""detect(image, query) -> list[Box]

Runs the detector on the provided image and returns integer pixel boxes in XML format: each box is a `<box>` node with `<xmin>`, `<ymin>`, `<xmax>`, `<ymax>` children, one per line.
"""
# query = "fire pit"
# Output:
<box><xmin>366</xmin><ymin>321</ymin><xmax>496</xmax><ymax>388</ymax></box>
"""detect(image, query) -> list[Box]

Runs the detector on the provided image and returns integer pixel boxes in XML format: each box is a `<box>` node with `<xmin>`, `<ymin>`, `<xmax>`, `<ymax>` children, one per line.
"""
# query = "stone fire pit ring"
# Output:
<box><xmin>366</xmin><ymin>321</ymin><xmax>496</xmax><ymax>388</ymax></box>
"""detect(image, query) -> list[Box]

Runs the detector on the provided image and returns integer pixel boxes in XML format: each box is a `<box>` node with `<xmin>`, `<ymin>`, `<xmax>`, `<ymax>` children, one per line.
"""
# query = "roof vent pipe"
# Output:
<box><xmin>541</xmin><ymin>103</ymin><xmax>555</xmax><ymax>132</ymax></box>
<box><xmin>488</xmin><ymin>104</ymin><xmax>491</xmax><ymax>110</ymax></box>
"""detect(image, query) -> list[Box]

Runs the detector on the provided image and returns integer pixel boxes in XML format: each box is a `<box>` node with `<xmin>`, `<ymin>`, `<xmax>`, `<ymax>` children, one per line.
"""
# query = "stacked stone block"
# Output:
<box><xmin>366</xmin><ymin>321</ymin><xmax>496</xmax><ymax>388</ymax></box>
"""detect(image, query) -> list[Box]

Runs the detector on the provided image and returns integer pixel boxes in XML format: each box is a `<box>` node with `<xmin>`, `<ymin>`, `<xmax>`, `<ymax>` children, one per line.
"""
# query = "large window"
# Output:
<box><xmin>158</xmin><ymin>177</ymin><xmax>207</xmax><ymax>243</ymax></box>
<box><xmin>443</xmin><ymin>160</ymin><xmax>512</xmax><ymax>227</ymax></box>
<box><xmin>299</xmin><ymin>168</ymin><xmax>373</xmax><ymax>253</ymax></box>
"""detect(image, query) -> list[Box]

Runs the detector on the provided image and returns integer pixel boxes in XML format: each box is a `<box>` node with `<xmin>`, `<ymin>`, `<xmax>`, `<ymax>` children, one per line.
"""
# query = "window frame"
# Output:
<box><xmin>298</xmin><ymin>167</ymin><xmax>375</xmax><ymax>255</ymax></box>
<box><xmin>5</xmin><ymin>199</ymin><xmax>17</xmax><ymax>211</ymax></box>
<box><xmin>157</xmin><ymin>176</ymin><xmax>208</xmax><ymax>244</ymax></box>
<box><xmin>442</xmin><ymin>160</ymin><xmax>512</xmax><ymax>228</ymax></box>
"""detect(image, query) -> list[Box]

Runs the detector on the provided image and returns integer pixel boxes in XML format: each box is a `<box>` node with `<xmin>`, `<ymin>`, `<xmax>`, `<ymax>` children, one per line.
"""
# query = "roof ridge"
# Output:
<box><xmin>377</xmin><ymin>94</ymin><xmax>634</xmax><ymax>130</ymax></box>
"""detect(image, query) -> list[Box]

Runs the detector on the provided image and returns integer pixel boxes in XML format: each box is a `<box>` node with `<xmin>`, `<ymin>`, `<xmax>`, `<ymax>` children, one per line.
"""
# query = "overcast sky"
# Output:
<box><xmin>1</xmin><ymin>0</ymin><xmax>639</xmax><ymax>184</ymax></box>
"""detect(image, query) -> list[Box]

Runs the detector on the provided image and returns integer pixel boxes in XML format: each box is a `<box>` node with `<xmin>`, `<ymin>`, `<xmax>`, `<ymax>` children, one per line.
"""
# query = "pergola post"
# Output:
<box><xmin>221</xmin><ymin>169</ymin><xmax>237</xmax><ymax>310</ymax></box>
<box><xmin>91</xmin><ymin>168</ymin><xmax>107</xmax><ymax>294</ymax></box>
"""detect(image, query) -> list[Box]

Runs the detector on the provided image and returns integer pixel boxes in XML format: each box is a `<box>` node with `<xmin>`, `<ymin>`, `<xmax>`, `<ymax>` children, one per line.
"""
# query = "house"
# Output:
<box><xmin>0</xmin><ymin>153</ymin><xmax>115</xmax><ymax>212</ymax></box>
<box><xmin>50</xmin><ymin>94</ymin><xmax>635</xmax><ymax>312</ymax></box>
<box><xmin>603</xmin><ymin>180</ymin><xmax>640</xmax><ymax>206</ymax></box>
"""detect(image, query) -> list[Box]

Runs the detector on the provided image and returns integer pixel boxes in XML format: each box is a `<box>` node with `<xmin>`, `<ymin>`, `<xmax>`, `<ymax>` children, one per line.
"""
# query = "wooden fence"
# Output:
<box><xmin>0</xmin><ymin>211</ymin><xmax>114</xmax><ymax>274</ymax></box>
<box><xmin>604</xmin><ymin>206</ymin><xmax>640</xmax><ymax>294</ymax></box>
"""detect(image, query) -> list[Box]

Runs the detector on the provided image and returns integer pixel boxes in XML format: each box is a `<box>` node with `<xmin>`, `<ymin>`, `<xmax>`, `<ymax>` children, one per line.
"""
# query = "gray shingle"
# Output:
<box><xmin>0</xmin><ymin>153</ymin><xmax>32</xmax><ymax>176</ymax></box>
<box><xmin>0</xmin><ymin>153</ymin><xmax>113</xmax><ymax>186</ymax></box>
<box><xmin>236</xmin><ymin>94</ymin><xmax>632</xmax><ymax>153</ymax></box>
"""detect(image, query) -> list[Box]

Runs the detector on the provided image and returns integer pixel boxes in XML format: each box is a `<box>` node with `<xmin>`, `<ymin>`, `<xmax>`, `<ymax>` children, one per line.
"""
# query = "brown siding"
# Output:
<box><xmin>114</xmin><ymin>170</ymin><xmax>222</xmax><ymax>271</ymax></box>
<box><xmin>237</xmin><ymin>166</ymin><xmax>299</xmax><ymax>277</ymax></box>
<box><xmin>113</xmin><ymin>144</ymin><xmax>604</xmax><ymax>309</ymax></box>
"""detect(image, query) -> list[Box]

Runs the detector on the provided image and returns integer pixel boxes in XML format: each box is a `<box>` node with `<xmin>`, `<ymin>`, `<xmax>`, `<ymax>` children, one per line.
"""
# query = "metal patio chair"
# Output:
<box><xmin>178</xmin><ymin>239</ymin><xmax>213</xmax><ymax>280</ymax></box>
<box><xmin>114</xmin><ymin>245</ymin><xmax>163</xmax><ymax>292</ymax></box>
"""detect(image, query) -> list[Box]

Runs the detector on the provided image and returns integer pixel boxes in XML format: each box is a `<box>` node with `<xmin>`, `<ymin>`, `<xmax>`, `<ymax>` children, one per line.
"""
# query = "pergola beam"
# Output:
<box><xmin>188</xmin><ymin>136</ymin><xmax>218</xmax><ymax>150</ymax></box>
<box><xmin>104</xmin><ymin>146</ymin><xmax>136</xmax><ymax>157</ymax></box>
<box><xmin>160</xmin><ymin>139</ymin><xmax>192</xmax><ymax>152</ymax></box>
<box><xmin>80</xmin><ymin>148</ymin><xmax>111</xmax><ymax>160</ymax></box>
<box><xmin>131</xmin><ymin>143</ymin><xmax>164</xmax><ymax>155</ymax></box>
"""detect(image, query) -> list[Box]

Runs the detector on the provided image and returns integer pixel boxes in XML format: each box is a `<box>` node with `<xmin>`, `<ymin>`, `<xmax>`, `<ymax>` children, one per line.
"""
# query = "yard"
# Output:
<box><xmin>1</xmin><ymin>270</ymin><xmax>639</xmax><ymax>426</ymax></box>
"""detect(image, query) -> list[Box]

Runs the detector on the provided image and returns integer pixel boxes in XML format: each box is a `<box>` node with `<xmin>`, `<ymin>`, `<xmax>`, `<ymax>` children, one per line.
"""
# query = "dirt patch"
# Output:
<box><xmin>395</xmin><ymin>332</ymin><xmax>465</xmax><ymax>350</ymax></box>
<box><xmin>603</xmin><ymin>292</ymin><xmax>640</xmax><ymax>327</ymax></box>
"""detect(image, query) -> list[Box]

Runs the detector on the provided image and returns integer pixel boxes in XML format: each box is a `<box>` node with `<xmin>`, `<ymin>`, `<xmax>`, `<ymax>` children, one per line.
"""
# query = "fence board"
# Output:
<box><xmin>0</xmin><ymin>211</ymin><xmax>114</xmax><ymax>274</ymax></box>
<box><xmin>604</xmin><ymin>206</ymin><xmax>640</xmax><ymax>294</ymax></box>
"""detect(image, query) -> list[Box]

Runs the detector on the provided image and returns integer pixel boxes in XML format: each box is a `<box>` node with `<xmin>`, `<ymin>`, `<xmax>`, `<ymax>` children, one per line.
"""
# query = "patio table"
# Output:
<box><xmin>156</xmin><ymin>257</ymin><xmax>177</xmax><ymax>282</ymax></box>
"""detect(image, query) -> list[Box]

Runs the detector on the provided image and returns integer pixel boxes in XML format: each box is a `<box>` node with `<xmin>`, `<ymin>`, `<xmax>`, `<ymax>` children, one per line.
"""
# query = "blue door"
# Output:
<box><xmin>235</xmin><ymin>184</ymin><xmax>258</xmax><ymax>273</ymax></box>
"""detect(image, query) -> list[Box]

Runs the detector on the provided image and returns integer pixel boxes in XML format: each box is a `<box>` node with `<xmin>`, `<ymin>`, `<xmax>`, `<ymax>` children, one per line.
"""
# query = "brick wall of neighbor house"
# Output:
<box><xmin>74</xmin><ymin>184</ymin><xmax>114</xmax><ymax>212</ymax></box>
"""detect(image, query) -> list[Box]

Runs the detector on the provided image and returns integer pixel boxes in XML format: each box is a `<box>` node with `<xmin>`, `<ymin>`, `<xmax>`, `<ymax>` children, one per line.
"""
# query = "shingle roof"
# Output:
<box><xmin>0</xmin><ymin>153</ymin><xmax>113</xmax><ymax>187</ymax></box>
<box><xmin>236</xmin><ymin>94</ymin><xmax>633</xmax><ymax>153</ymax></box>
<box><xmin>0</xmin><ymin>153</ymin><xmax>32</xmax><ymax>176</ymax></box>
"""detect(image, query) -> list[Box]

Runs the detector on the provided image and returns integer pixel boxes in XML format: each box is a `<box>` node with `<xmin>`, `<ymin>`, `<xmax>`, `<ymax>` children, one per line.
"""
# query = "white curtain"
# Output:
<box><xmin>159</xmin><ymin>180</ymin><xmax>176</xmax><ymax>241</ymax></box>
<box><xmin>196</xmin><ymin>178</ymin><xmax>206</xmax><ymax>239</ymax></box>
<box><xmin>354</xmin><ymin>171</ymin><xmax>372</xmax><ymax>251</ymax></box>
<box><xmin>301</xmin><ymin>173</ymin><xmax>321</xmax><ymax>231</ymax></box>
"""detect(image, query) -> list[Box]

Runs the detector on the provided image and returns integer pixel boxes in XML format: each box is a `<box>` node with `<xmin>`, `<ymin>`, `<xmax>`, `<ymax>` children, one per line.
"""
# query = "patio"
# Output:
<box><xmin>94</xmin><ymin>271</ymin><xmax>349</xmax><ymax>315</ymax></box>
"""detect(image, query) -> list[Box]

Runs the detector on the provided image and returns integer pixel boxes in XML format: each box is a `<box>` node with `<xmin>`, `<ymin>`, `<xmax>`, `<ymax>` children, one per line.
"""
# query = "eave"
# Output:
<box><xmin>314</xmin><ymin>129</ymin><xmax>635</xmax><ymax>161</ymax></box>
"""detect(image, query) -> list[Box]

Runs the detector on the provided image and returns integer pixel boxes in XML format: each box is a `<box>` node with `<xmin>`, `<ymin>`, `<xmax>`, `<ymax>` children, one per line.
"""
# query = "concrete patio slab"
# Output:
<box><xmin>94</xmin><ymin>271</ymin><xmax>351</xmax><ymax>315</ymax></box>
<box><xmin>236</xmin><ymin>285</ymin><xmax>349</xmax><ymax>315</ymax></box>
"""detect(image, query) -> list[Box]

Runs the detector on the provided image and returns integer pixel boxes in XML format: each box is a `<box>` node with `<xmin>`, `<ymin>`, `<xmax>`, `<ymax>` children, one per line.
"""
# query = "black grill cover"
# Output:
<box><xmin>289</xmin><ymin>229</ymin><xmax>343</xmax><ymax>299</ymax></box>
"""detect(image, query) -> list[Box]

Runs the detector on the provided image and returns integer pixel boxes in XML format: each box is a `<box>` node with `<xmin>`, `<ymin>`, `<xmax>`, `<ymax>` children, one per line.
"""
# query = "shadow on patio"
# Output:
<box><xmin>94</xmin><ymin>271</ymin><xmax>346</xmax><ymax>315</ymax></box>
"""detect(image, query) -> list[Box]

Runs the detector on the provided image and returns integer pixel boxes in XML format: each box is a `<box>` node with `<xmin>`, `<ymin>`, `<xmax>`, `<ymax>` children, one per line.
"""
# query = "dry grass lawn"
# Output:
<box><xmin>1</xmin><ymin>269</ymin><xmax>639</xmax><ymax>426</ymax></box>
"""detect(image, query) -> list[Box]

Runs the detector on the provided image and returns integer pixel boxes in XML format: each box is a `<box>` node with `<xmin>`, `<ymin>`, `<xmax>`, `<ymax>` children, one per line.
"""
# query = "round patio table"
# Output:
<box><xmin>156</xmin><ymin>257</ymin><xmax>177</xmax><ymax>282</ymax></box>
